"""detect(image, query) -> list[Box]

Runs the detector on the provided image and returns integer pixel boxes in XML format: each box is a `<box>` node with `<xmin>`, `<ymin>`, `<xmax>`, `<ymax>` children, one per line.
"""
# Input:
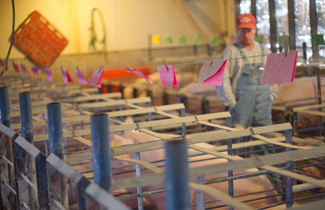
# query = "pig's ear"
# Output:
<box><xmin>125</xmin><ymin>117</ymin><xmax>134</xmax><ymax>124</ymax></box>
<box><xmin>124</xmin><ymin>117</ymin><xmax>139</xmax><ymax>134</ymax></box>
<box><xmin>110</xmin><ymin>134</ymin><xmax>134</xmax><ymax>146</ymax></box>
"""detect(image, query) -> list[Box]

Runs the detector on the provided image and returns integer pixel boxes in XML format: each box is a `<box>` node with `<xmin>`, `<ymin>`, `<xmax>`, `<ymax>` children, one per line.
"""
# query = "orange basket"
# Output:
<box><xmin>13</xmin><ymin>11</ymin><xmax>68</xmax><ymax>68</ymax></box>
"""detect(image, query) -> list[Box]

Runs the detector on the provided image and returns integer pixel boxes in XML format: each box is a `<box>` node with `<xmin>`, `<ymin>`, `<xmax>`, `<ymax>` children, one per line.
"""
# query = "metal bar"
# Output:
<box><xmin>53</xmin><ymin>200</ymin><xmax>66</xmax><ymax>210</ymax></box>
<box><xmin>13</xmin><ymin>134</ymin><xmax>42</xmax><ymax>209</ymax></box>
<box><xmin>226</xmin><ymin>117</ymin><xmax>234</xmax><ymax>210</ymax></box>
<box><xmin>85</xmin><ymin>183</ymin><xmax>130</xmax><ymax>210</ymax></box>
<box><xmin>14</xmin><ymin>137</ymin><xmax>31</xmax><ymax>209</ymax></box>
<box><xmin>19</xmin><ymin>174</ymin><xmax>37</xmax><ymax>192</ymax></box>
<box><xmin>316</xmin><ymin>67</ymin><xmax>323</xmax><ymax>136</ymax></box>
<box><xmin>288</xmin><ymin>0</ymin><xmax>296</xmax><ymax>50</ymax></box>
<box><xmin>54</xmin><ymin>92</ymin><xmax>121</xmax><ymax>103</ymax></box>
<box><xmin>134</xmin><ymin>152</ymin><xmax>144</xmax><ymax>210</ymax></box>
<box><xmin>112</xmin><ymin>145</ymin><xmax>325</xmax><ymax>191</ymax></box>
<box><xmin>3</xmin><ymin>181</ymin><xmax>16</xmax><ymax>195</ymax></box>
<box><xmin>113</xmin><ymin>155</ymin><xmax>162</xmax><ymax>174</ymax></box>
<box><xmin>46</xmin><ymin>102</ymin><xmax>67</xmax><ymax>209</ymax></box>
<box><xmin>303</xmin><ymin>42</ymin><xmax>307</xmax><ymax>60</ymax></box>
<box><xmin>1</xmin><ymin>155</ymin><xmax>14</xmax><ymax>167</ymax></box>
<box><xmin>196</xmin><ymin>176</ymin><xmax>205</xmax><ymax>210</ymax></box>
<box><xmin>67</xmin><ymin>134</ymin><xmax>289</xmax><ymax>164</ymax></box>
<box><xmin>91</xmin><ymin>113</ymin><xmax>111</xmax><ymax>191</ymax></box>
<box><xmin>235</xmin><ymin>0</ymin><xmax>240</xmax><ymax>20</ymax></box>
<box><xmin>251</xmin><ymin>0</ymin><xmax>256</xmax><ymax>23</ymax></box>
<box><xmin>34</xmin><ymin>152</ymin><xmax>49</xmax><ymax>209</ymax></box>
<box><xmin>165</xmin><ymin>138</ymin><xmax>190</xmax><ymax>210</ymax></box>
<box><xmin>46</xmin><ymin>154</ymin><xmax>90</xmax><ymax>210</ymax></box>
<box><xmin>19</xmin><ymin>92</ymin><xmax>34</xmax><ymax>144</ymax></box>
<box><xmin>22</xmin><ymin>202</ymin><xmax>31</xmax><ymax>210</ymax></box>
<box><xmin>47</xmin><ymin>103</ymin><xmax>64</xmax><ymax>159</ymax></box>
<box><xmin>268</xmin><ymin>0</ymin><xmax>277</xmax><ymax>53</ymax></box>
<box><xmin>310</xmin><ymin>0</ymin><xmax>319</xmax><ymax>57</ymax></box>
<box><xmin>181</xmin><ymin>108</ymin><xmax>186</xmax><ymax>137</ymax></box>
<box><xmin>0</xmin><ymin>87</ymin><xmax>11</xmax><ymax>127</ymax></box>
<box><xmin>34</xmin><ymin>112</ymin><xmax>230</xmax><ymax>143</ymax></box>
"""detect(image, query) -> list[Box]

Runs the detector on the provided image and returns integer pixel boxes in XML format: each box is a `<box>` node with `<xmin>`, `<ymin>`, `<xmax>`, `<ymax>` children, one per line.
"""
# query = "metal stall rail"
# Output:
<box><xmin>2</xmin><ymin>81</ymin><xmax>325</xmax><ymax>209</ymax></box>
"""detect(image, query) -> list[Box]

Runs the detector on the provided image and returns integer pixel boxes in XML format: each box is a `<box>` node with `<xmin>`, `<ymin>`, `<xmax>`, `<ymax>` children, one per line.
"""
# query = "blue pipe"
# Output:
<box><xmin>165</xmin><ymin>139</ymin><xmax>190</xmax><ymax>210</ymax></box>
<box><xmin>91</xmin><ymin>113</ymin><xmax>111</xmax><ymax>191</ymax></box>
<box><xmin>285</xmin><ymin>129</ymin><xmax>293</xmax><ymax>208</ymax></box>
<box><xmin>47</xmin><ymin>102</ymin><xmax>64</xmax><ymax>160</ymax></box>
<box><xmin>0</xmin><ymin>87</ymin><xmax>11</xmax><ymax>127</ymax></box>
<box><xmin>19</xmin><ymin>92</ymin><xmax>33</xmax><ymax>143</ymax></box>
<box><xmin>226</xmin><ymin>117</ymin><xmax>234</xmax><ymax>210</ymax></box>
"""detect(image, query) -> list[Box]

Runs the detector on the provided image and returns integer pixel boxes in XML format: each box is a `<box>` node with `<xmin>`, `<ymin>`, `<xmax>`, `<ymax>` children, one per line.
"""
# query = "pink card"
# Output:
<box><xmin>21</xmin><ymin>64</ymin><xmax>28</xmax><ymax>76</ymax></box>
<box><xmin>127</xmin><ymin>68</ymin><xmax>153</xmax><ymax>84</ymax></box>
<box><xmin>44</xmin><ymin>67</ymin><xmax>53</xmax><ymax>82</ymax></box>
<box><xmin>31</xmin><ymin>66</ymin><xmax>39</xmax><ymax>76</ymax></box>
<box><xmin>195</xmin><ymin>60</ymin><xmax>227</xmax><ymax>86</ymax></box>
<box><xmin>12</xmin><ymin>62</ymin><xmax>20</xmax><ymax>73</ymax></box>
<box><xmin>74</xmin><ymin>69</ymin><xmax>89</xmax><ymax>84</ymax></box>
<box><xmin>88</xmin><ymin>70</ymin><xmax>104</xmax><ymax>88</ymax></box>
<box><xmin>157</xmin><ymin>65</ymin><xmax>179</xmax><ymax>89</ymax></box>
<box><xmin>260</xmin><ymin>51</ymin><xmax>298</xmax><ymax>85</ymax></box>
<box><xmin>61</xmin><ymin>69</ymin><xmax>74</xmax><ymax>84</ymax></box>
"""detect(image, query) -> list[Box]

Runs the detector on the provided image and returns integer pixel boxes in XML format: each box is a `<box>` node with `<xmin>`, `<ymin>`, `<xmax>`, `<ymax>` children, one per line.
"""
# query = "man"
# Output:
<box><xmin>216</xmin><ymin>14</ymin><xmax>277</xmax><ymax>154</ymax></box>
<box><xmin>217</xmin><ymin>13</ymin><xmax>277</xmax><ymax>133</ymax></box>
<box><xmin>216</xmin><ymin>13</ymin><xmax>280</xmax><ymax>189</ymax></box>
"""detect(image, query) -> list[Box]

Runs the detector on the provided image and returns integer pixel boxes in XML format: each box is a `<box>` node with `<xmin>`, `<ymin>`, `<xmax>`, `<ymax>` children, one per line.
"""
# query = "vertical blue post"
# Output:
<box><xmin>165</xmin><ymin>139</ymin><xmax>190</xmax><ymax>210</ymax></box>
<box><xmin>19</xmin><ymin>92</ymin><xmax>33</xmax><ymax>143</ymax></box>
<box><xmin>91</xmin><ymin>113</ymin><xmax>111</xmax><ymax>191</ymax></box>
<box><xmin>181</xmin><ymin>108</ymin><xmax>186</xmax><ymax>137</ymax></box>
<box><xmin>226</xmin><ymin>117</ymin><xmax>234</xmax><ymax>210</ymax></box>
<box><xmin>46</xmin><ymin>102</ymin><xmax>67</xmax><ymax>208</ymax></box>
<box><xmin>285</xmin><ymin>129</ymin><xmax>293</xmax><ymax>208</ymax></box>
<box><xmin>0</xmin><ymin>87</ymin><xmax>11</xmax><ymax>127</ymax></box>
<box><xmin>19</xmin><ymin>91</ymin><xmax>38</xmax><ymax>209</ymax></box>
<box><xmin>47</xmin><ymin>103</ymin><xmax>64</xmax><ymax>159</ymax></box>
<box><xmin>0</xmin><ymin>87</ymin><xmax>14</xmax><ymax>209</ymax></box>
<box><xmin>303</xmin><ymin>42</ymin><xmax>307</xmax><ymax>61</ymax></box>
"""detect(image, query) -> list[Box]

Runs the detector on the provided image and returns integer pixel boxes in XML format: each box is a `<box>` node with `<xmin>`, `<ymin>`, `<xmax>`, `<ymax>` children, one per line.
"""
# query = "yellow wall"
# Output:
<box><xmin>0</xmin><ymin>0</ymin><xmax>236</xmax><ymax>59</ymax></box>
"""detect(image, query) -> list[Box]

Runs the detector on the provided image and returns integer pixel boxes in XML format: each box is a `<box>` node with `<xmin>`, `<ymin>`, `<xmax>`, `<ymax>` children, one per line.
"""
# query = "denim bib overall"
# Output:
<box><xmin>231</xmin><ymin>43</ymin><xmax>272</xmax><ymax>129</ymax></box>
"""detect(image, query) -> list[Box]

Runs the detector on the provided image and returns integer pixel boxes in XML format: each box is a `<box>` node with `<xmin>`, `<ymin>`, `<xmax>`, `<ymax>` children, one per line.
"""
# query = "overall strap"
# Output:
<box><xmin>234</xmin><ymin>43</ymin><xmax>249</xmax><ymax>65</ymax></box>
<box><xmin>260</xmin><ymin>43</ymin><xmax>265</xmax><ymax>62</ymax></box>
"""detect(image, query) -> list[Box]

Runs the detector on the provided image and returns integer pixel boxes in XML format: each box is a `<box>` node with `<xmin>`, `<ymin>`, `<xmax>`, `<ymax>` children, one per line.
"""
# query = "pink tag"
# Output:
<box><xmin>12</xmin><ymin>62</ymin><xmax>20</xmax><ymax>73</ymax></box>
<box><xmin>195</xmin><ymin>60</ymin><xmax>227</xmax><ymax>86</ymax></box>
<box><xmin>157</xmin><ymin>65</ymin><xmax>179</xmax><ymax>89</ymax></box>
<box><xmin>20</xmin><ymin>64</ymin><xmax>28</xmax><ymax>76</ymax></box>
<box><xmin>74</xmin><ymin>69</ymin><xmax>89</xmax><ymax>84</ymax></box>
<box><xmin>88</xmin><ymin>70</ymin><xmax>104</xmax><ymax>88</ymax></box>
<box><xmin>61</xmin><ymin>69</ymin><xmax>74</xmax><ymax>84</ymax></box>
<box><xmin>31</xmin><ymin>66</ymin><xmax>39</xmax><ymax>76</ymax></box>
<box><xmin>0</xmin><ymin>59</ymin><xmax>4</xmax><ymax>66</ymax></box>
<box><xmin>44</xmin><ymin>67</ymin><xmax>53</xmax><ymax>82</ymax></box>
<box><xmin>127</xmin><ymin>68</ymin><xmax>153</xmax><ymax>84</ymax></box>
<box><xmin>260</xmin><ymin>51</ymin><xmax>298</xmax><ymax>85</ymax></box>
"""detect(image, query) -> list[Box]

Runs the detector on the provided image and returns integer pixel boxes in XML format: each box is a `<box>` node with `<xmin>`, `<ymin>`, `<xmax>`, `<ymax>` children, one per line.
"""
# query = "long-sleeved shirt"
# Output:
<box><xmin>216</xmin><ymin>41</ymin><xmax>277</xmax><ymax>108</ymax></box>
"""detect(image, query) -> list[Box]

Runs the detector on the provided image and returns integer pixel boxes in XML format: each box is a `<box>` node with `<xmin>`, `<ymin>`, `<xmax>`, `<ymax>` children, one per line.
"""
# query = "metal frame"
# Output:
<box><xmin>1</xmin><ymin>76</ymin><xmax>325</xmax><ymax>209</ymax></box>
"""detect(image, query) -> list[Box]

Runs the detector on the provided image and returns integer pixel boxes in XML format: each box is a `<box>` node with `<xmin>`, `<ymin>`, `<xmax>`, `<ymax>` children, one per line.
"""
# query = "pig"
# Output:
<box><xmin>110</xmin><ymin>118</ymin><xmax>280</xmax><ymax>210</ymax></box>
<box><xmin>274</xmin><ymin>76</ymin><xmax>325</xmax><ymax>106</ymax></box>
<box><xmin>273</xmin><ymin>76</ymin><xmax>325</xmax><ymax>134</ymax></box>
